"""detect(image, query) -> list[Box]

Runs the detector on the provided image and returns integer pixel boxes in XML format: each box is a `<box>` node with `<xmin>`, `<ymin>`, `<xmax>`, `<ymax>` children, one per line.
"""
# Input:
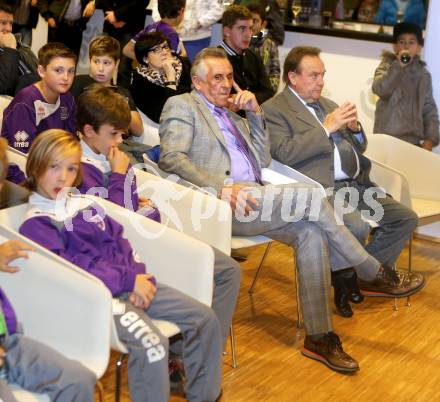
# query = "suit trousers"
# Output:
<box><xmin>230</xmin><ymin>182</ymin><xmax>381</xmax><ymax>335</ymax></box>
<box><xmin>333</xmin><ymin>180</ymin><xmax>418</xmax><ymax>267</ymax></box>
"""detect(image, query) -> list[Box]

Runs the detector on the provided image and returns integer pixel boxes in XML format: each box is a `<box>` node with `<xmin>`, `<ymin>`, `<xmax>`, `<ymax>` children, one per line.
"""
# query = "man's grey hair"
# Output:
<box><xmin>190</xmin><ymin>47</ymin><xmax>229</xmax><ymax>80</ymax></box>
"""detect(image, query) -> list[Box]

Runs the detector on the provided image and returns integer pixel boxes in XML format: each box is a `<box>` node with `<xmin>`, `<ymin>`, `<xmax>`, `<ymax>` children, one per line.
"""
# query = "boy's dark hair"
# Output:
<box><xmin>393</xmin><ymin>22</ymin><xmax>424</xmax><ymax>46</ymax></box>
<box><xmin>89</xmin><ymin>35</ymin><xmax>121</xmax><ymax>61</ymax></box>
<box><xmin>246</xmin><ymin>2</ymin><xmax>266</xmax><ymax>21</ymax></box>
<box><xmin>283</xmin><ymin>46</ymin><xmax>321</xmax><ymax>83</ymax></box>
<box><xmin>76</xmin><ymin>84</ymin><xmax>131</xmax><ymax>132</ymax></box>
<box><xmin>134</xmin><ymin>31</ymin><xmax>170</xmax><ymax>64</ymax></box>
<box><xmin>222</xmin><ymin>5</ymin><xmax>253</xmax><ymax>28</ymax></box>
<box><xmin>158</xmin><ymin>0</ymin><xmax>186</xmax><ymax>19</ymax></box>
<box><xmin>38</xmin><ymin>42</ymin><xmax>77</xmax><ymax>67</ymax></box>
<box><xmin>0</xmin><ymin>1</ymin><xmax>14</xmax><ymax>15</ymax></box>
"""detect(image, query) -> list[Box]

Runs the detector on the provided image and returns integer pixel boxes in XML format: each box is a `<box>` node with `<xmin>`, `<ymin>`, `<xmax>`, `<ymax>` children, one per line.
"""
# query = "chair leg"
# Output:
<box><xmin>229</xmin><ymin>324</ymin><xmax>237</xmax><ymax>368</ymax></box>
<box><xmin>406</xmin><ymin>235</ymin><xmax>413</xmax><ymax>307</ymax></box>
<box><xmin>293</xmin><ymin>254</ymin><xmax>302</xmax><ymax>329</ymax></box>
<box><xmin>392</xmin><ymin>263</ymin><xmax>399</xmax><ymax>311</ymax></box>
<box><xmin>115</xmin><ymin>353</ymin><xmax>127</xmax><ymax>402</ymax></box>
<box><xmin>248</xmin><ymin>242</ymin><xmax>272</xmax><ymax>294</ymax></box>
<box><xmin>96</xmin><ymin>380</ymin><xmax>104</xmax><ymax>402</ymax></box>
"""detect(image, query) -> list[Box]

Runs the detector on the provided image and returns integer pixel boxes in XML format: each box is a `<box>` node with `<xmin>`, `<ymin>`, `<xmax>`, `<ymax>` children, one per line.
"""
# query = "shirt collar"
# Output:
<box><xmin>287</xmin><ymin>85</ymin><xmax>309</xmax><ymax>107</ymax></box>
<box><xmin>220</xmin><ymin>40</ymin><xmax>241</xmax><ymax>56</ymax></box>
<box><xmin>27</xmin><ymin>191</ymin><xmax>95</xmax><ymax>222</ymax></box>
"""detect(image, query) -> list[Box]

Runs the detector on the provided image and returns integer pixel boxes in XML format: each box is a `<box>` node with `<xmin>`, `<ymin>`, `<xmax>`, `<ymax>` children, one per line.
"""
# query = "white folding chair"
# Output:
<box><xmin>0</xmin><ymin>95</ymin><xmax>13</xmax><ymax>132</ymax></box>
<box><xmin>365</xmin><ymin>134</ymin><xmax>440</xmax><ymax>269</ymax></box>
<box><xmin>0</xmin><ymin>196</ymin><xmax>215</xmax><ymax>401</ymax></box>
<box><xmin>131</xmin><ymin>108</ymin><xmax>160</xmax><ymax>147</ymax></box>
<box><xmin>0</xmin><ymin>225</ymin><xmax>112</xmax><ymax>402</ymax></box>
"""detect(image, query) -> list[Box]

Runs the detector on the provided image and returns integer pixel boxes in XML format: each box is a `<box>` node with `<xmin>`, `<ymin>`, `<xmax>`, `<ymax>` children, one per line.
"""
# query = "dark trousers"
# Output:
<box><xmin>49</xmin><ymin>20</ymin><xmax>83</xmax><ymax>56</ymax></box>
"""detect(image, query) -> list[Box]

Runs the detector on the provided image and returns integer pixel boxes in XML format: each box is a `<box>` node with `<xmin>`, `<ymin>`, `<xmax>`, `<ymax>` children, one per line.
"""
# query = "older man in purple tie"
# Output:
<box><xmin>158</xmin><ymin>47</ymin><xmax>424</xmax><ymax>374</ymax></box>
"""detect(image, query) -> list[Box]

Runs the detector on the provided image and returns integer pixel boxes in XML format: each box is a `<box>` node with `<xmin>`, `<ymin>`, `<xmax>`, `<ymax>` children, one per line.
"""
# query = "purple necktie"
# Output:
<box><xmin>214</xmin><ymin>107</ymin><xmax>262</xmax><ymax>184</ymax></box>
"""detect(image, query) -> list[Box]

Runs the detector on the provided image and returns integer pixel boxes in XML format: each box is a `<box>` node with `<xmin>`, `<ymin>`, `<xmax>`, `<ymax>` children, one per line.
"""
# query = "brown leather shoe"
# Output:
<box><xmin>359</xmin><ymin>266</ymin><xmax>425</xmax><ymax>298</ymax></box>
<box><xmin>302</xmin><ymin>332</ymin><xmax>359</xmax><ymax>373</ymax></box>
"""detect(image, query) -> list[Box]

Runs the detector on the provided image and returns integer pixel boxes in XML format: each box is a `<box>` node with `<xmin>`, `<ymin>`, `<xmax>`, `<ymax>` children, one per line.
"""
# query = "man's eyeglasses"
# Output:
<box><xmin>150</xmin><ymin>43</ymin><xmax>171</xmax><ymax>54</ymax></box>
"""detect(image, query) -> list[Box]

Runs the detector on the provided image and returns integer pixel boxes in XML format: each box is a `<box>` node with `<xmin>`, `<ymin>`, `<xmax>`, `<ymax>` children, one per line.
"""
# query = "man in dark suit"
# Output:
<box><xmin>263</xmin><ymin>46</ymin><xmax>419</xmax><ymax>317</ymax></box>
<box><xmin>159</xmin><ymin>47</ymin><xmax>424</xmax><ymax>374</ymax></box>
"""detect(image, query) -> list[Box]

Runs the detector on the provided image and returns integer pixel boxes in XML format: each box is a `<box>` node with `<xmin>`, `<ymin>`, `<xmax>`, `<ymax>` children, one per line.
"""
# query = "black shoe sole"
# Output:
<box><xmin>361</xmin><ymin>278</ymin><xmax>425</xmax><ymax>298</ymax></box>
<box><xmin>335</xmin><ymin>306</ymin><xmax>353</xmax><ymax>318</ymax></box>
<box><xmin>301</xmin><ymin>348</ymin><xmax>359</xmax><ymax>373</ymax></box>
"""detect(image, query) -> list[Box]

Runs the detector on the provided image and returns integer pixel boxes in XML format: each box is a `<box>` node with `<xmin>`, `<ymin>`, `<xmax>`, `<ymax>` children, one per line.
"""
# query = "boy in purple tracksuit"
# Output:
<box><xmin>0</xmin><ymin>139</ymin><xmax>96</xmax><ymax>402</ymax></box>
<box><xmin>1</xmin><ymin>42</ymin><xmax>77</xmax><ymax>155</ymax></box>
<box><xmin>19</xmin><ymin>129</ymin><xmax>224</xmax><ymax>402</ymax></box>
<box><xmin>76</xmin><ymin>85</ymin><xmax>241</xmax><ymax>349</ymax></box>
<box><xmin>76</xmin><ymin>84</ymin><xmax>161</xmax><ymax>222</ymax></box>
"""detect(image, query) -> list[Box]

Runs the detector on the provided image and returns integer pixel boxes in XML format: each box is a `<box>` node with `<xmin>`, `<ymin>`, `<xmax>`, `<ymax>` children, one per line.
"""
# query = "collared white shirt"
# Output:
<box><xmin>288</xmin><ymin>85</ymin><xmax>360</xmax><ymax>180</ymax></box>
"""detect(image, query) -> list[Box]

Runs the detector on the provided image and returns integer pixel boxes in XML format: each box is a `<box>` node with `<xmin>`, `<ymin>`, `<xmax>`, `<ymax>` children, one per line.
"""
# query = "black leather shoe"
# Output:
<box><xmin>359</xmin><ymin>265</ymin><xmax>425</xmax><ymax>298</ymax></box>
<box><xmin>343</xmin><ymin>269</ymin><xmax>364</xmax><ymax>304</ymax></box>
<box><xmin>302</xmin><ymin>332</ymin><xmax>359</xmax><ymax>373</ymax></box>
<box><xmin>331</xmin><ymin>271</ymin><xmax>353</xmax><ymax>318</ymax></box>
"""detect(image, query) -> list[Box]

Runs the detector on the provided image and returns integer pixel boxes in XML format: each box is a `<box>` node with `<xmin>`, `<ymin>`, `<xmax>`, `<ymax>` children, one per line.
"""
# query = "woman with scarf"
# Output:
<box><xmin>129</xmin><ymin>31</ymin><xmax>191</xmax><ymax>124</ymax></box>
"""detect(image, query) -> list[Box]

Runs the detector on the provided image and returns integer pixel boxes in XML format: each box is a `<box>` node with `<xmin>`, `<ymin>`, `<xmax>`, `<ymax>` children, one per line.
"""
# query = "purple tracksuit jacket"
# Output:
<box><xmin>19</xmin><ymin>194</ymin><xmax>152</xmax><ymax>296</ymax></box>
<box><xmin>1</xmin><ymin>84</ymin><xmax>76</xmax><ymax>154</ymax></box>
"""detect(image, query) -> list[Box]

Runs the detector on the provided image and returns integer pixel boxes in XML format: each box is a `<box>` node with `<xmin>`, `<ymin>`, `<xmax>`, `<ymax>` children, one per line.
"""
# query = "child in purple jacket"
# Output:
<box><xmin>1</xmin><ymin>42</ymin><xmax>77</xmax><ymax>155</ymax></box>
<box><xmin>18</xmin><ymin>129</ymin><xmax>223</xmax><ymax>402</ymax></box>
<box><xmin>76</xmin><ymin>85</ymin><xmax>241</xmax><ymax>349</ymax></box>
<box><xmin>0</xmin><ymin>138</ymin><xmax>95</xmax><ymax>402</ymax></box>
<box><xmin>76</xmin><ymin>84</ymin><xmax>161</xmax><ymax>222</ymax></box>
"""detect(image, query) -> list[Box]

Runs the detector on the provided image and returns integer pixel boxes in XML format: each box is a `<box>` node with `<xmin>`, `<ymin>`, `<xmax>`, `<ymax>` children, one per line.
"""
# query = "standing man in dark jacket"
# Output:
<box><xmin>38</xmin><ymin>0</ymin><xmax>93</xmax><ymax>55</ymax></box>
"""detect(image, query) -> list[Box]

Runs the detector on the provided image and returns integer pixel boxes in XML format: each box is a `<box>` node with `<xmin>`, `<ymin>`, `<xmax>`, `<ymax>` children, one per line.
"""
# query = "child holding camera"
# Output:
<box><xmin>372</xmin><ymin>22</ymin><xmax>439</xmax><ymax>150</ymax></box>
<box><xmin>247</xmin><ymin>2</ymin><xmax>280</xmax><ymax>93</ymax></box>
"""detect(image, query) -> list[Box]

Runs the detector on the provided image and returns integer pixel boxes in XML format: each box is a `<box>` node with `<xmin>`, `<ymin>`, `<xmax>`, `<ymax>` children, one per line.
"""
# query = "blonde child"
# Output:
<box><xmin>18</xmin><ymin>130</ymin><xmax>223</xmax><ymax>402</ymax></box>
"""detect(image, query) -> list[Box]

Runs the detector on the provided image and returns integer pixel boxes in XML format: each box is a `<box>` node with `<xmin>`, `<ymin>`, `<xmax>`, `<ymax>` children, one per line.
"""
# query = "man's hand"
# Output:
<box><xmin>83</xmin><ymin>1</ymin><xmax>96</xmax><ymax>17</ymax></box>
<box><xmin>108</xmin><ymin>146</ymin><xmax>130</xmax><ymax>175</ymax></box>
<box><xmin>0</xmin><ymin>240</ymin><xmax>34</xmax><ymax>273</ymax></box>
<box><xmin>0</xmin><ymin>32</ymin><xmax>17</xmax><ymax>49</ymax></box>
<box><xmin>324</xmin><ymin>102</ymin><xmax>357</xmax><ymax>133</ymax></box>
<box><xmin>220</xmin><ymin>184</ymin><xmax>259</xmax><ymax>215</ymax></box>
<box><xmin>112</xmin><ymin>20</ymin><xmax>126</xmax><ymax>28</ymax></box>
<box><xmin>47</xmin><ymin>17</ymin><xmax>56</xmax><ymax>28</ymax></box>
<box><xmin>129</xmin><ymin>274</ymin><xmax>157</xmax><ymax>309</ymax></box>
<box><xmin>227</xmin><ymin>81</ymin><xmax>261</xmax><ymax>113</ymax></box>
<box><xmin>105</xmin><ymin>11</ymin><xmax>117</xmax><ymax>24</ymax></box>
<box><xmin>421</xmin><ymin>139</ymin><xmax>434</xmax><ymax>151</ymax></box>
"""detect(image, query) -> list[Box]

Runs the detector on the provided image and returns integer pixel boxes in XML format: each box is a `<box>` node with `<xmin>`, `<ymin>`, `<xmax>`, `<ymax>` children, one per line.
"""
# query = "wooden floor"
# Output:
<box><xmin>98</xmin><ymin>238</ymin><xmax>440</xmax><ymax>402</ymax></box>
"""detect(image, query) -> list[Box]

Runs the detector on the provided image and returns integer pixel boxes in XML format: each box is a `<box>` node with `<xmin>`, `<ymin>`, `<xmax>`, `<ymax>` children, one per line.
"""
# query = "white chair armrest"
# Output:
<box><xmin>6</xmin><ymin>147</ymin><xmax>27</xmax><ymax>172</ymax></box>
<box><xmin>94</xmin><ymin>196</ymin><xmax>215</xmax><ymax>307</ymax></box>
<box><xmin>134</xmin><ymin>167</ymin><xmax>232</xmax><ymax>255</ymax></box>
